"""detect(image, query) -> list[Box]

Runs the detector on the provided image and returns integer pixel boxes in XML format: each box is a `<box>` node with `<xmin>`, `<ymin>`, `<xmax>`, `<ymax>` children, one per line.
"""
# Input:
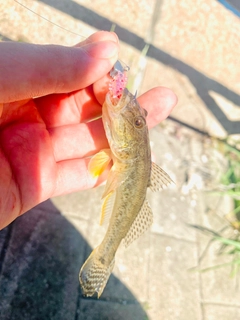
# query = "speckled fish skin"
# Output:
<box><xmin>79</xmin><ymin>88</ymin><xmax>151</xmax><ymax>297</ymax></box>
<box><xmin>100</xmin><ymin>88</ymin><xmax>152</xmax><ymax>249</ymax></box>
<box><xmin>79</xmin><ymin>82</ymin><xmax>173</xmax><ymax>297</ymax></box>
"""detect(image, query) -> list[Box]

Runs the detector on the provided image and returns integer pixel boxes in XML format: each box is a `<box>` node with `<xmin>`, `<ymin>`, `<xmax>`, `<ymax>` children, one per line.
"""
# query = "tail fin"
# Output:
<box><xmin>79</xmin><ymin>246</ymin><xmax>115</xmax><ymax>298</ymax></box>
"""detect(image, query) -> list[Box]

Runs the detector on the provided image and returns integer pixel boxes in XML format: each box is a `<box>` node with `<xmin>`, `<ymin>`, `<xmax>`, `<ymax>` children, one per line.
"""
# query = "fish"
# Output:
<box><xmin>79</xmin><ymin>61</ymin><xmax>172</xmax><ymax>298</ymax></box>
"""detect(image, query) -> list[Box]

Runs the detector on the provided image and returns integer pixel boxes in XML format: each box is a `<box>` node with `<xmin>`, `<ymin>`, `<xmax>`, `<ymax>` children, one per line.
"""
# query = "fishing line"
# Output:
<box><xmin>14</xmin><ymin>0</ymin><xmax>86</xmax><ymax>38</ymax></box>
<box><xmin>13</xmin><ymin>1</ymin><xmax>131</xmax><ymax>84</ymax></box>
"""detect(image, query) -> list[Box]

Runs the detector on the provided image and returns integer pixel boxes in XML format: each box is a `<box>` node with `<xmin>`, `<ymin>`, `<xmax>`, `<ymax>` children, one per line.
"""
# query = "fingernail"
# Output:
<box><xmin>109</xmin><ymin>32</ymin><xmax>119</xmax><ymax>44</ymax></box>
<box><xmin>85</xmin><ymin>31</ymin><xmax>119</xmax><ymax>44</ymax></box>
<box><xmin>83</xmin><ymin>40</ymin><xmax>119</xmax><ymax>64</ymax></box>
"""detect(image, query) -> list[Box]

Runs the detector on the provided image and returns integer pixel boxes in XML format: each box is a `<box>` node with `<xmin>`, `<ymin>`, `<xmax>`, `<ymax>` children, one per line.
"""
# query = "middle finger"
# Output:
<box><xmin>49</xmin><ymin>118</ymin><xmax>108</xmax><ymax>162</ymax></box>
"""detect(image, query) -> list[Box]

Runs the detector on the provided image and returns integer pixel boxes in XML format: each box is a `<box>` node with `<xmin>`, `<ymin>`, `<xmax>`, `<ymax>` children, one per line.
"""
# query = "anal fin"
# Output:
<box><xmin>101</xmin><ymin>164</ymin><xmax>127</xmax><ymax>199</ymax></box>
<box><xmin>100</xmin><ymin>191</ymin><xmax>116</xmax><ymax>226</ymax></box>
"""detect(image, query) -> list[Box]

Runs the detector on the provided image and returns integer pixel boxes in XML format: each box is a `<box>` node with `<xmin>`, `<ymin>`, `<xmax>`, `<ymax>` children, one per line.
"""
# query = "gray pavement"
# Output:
<box><xmin>1</xmin><ymin>0</ymin><xmax>240</xmax><ymax>319</ymax></box>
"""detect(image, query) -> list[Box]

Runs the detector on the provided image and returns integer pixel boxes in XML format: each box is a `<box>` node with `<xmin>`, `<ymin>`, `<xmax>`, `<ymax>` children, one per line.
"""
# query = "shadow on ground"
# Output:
<box><xmin>0</xmin><ymin>34</ymin><xmax>11</xmax><ymax>41</ymax></box>
<box><xmin>0</xmin><ymin>200</ymin><xmax>148</xmax><ymax>320</ymax></box>
<box><xmin>37</xmin><ymin>0</ymin><xmax>240</xmax><ymax>135</ymax></box>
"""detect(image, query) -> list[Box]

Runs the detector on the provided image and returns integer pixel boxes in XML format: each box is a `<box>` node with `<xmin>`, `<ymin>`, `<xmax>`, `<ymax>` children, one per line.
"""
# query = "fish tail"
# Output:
<box><xmin>79</xmin><ymin>246</ymin><xmax>115</xmax><ymax>298</ymax></box>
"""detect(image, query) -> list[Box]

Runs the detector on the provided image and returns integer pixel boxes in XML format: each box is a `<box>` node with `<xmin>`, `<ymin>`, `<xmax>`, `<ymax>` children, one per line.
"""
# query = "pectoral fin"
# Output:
<box><xmin>100</xmin><ymin>191</ymin><xmax>116</xmax><ymax>226</ymax></box>
<box><xmin>88</xmin><ymin>149</ymin><xmax>112</xmax><ymax>177</ymax></box>
<box><xmin>123</xmin><ymin>199</ymin><xmax>153</xmax><ymax>247</ymax></box>
<box><xmin>150</xmin><ymin>162</ymin><xmax>173</xmax><ymax>192</ymax></box>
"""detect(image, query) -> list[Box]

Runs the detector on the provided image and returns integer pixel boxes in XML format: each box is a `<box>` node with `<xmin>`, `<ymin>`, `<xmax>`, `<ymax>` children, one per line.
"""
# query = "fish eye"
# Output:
<box><xmin>134</xmin><ymin>116</ymin><xmax>146</xmax><ymax>129</ymax></box>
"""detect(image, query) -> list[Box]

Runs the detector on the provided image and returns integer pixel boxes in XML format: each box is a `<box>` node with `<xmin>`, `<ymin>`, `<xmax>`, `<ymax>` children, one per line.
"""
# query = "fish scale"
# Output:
<box><xmin>79</xmin><ymin>62</ymin><xmax>173</xmax><ymax>297</ymax></box>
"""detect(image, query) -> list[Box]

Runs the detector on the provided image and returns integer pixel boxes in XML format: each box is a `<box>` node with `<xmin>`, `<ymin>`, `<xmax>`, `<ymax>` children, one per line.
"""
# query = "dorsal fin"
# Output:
<box><xmin>150</xmin><ymin>162</ymin><xmax>173</xmax><ymax>192</ymax></box>
<box><xmin>123</xmin><ymin>199</ymin><xmax>153</xmax><ymax>247</ymax></box>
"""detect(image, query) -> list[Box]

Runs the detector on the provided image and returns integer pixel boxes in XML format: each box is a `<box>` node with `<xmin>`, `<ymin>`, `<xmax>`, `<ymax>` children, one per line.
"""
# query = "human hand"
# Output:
<box><xmin>0</xmin><ymin>31</ymin><xmax>177</xmax><ymax>229</ymax></box>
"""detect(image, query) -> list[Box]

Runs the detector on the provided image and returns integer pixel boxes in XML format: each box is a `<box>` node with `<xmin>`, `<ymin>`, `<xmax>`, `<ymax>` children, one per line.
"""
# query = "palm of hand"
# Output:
<box><xmin>0</xmin><ymin>32</ymin><xmax>177</xmax><ymax>229</ymax></box>
<box><xmin>0</xmin><ymin>88</ymin><xmax>107</xmax><ymax>228</ymax></box>
<box><xmin>0</xmin><ymin>84</ymin><xmax>176</xmax><ymax>230</ymax></box>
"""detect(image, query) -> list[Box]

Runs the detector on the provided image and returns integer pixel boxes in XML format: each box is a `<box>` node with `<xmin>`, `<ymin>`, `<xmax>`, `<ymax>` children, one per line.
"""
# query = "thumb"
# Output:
<box><xmin>0</xmin><ymin>32</ymin><xmax>119</xmax><ymax>103</ymax></box>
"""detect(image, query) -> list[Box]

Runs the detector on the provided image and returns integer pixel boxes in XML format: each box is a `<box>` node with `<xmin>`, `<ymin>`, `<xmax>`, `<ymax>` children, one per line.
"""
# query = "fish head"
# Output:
<box><xmin>102</xmin><ymin>88</ymin><xmax>150</xmax><ymax>161</ymax></box>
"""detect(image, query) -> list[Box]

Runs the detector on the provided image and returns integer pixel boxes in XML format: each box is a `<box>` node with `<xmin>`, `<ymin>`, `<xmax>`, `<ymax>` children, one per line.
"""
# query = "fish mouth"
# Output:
<box><xmin>108</xmin><ymin>60</ymin><xmax>130</xmax><ymax>109</ymax></box>
<box><xmin>106</xmin><ymin>88</ymin><xmax>132</xmax><ymax>112</ymax></box>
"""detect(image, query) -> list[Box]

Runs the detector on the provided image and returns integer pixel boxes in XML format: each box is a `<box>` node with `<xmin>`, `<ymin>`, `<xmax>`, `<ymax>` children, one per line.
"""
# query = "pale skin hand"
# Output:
<box><xmin>0</xmin><ymin>31</ymin><xmax>177</xmax><ymax>229</ymax></box>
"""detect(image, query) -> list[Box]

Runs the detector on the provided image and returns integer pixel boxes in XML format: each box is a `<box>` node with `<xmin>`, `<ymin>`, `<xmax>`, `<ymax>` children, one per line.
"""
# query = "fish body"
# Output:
<box><xmin>79</xmin><ymin>67</ymin><xmax>172</xmax><ymax>298</ymax></box>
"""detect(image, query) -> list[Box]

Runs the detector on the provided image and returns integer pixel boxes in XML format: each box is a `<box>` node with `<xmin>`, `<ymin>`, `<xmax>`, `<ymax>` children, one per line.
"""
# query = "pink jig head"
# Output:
<box><xmin>109</xmin><ymin>60</ymin><xmax>130</xmax><ymax>105</ymax></box>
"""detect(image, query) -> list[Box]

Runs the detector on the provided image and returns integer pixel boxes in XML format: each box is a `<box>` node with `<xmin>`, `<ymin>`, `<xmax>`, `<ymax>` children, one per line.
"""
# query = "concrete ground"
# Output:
<box><xmin>0</xmin><ymin>0</ymin><xmax>240</xmax><ymax>319</ymax></box>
